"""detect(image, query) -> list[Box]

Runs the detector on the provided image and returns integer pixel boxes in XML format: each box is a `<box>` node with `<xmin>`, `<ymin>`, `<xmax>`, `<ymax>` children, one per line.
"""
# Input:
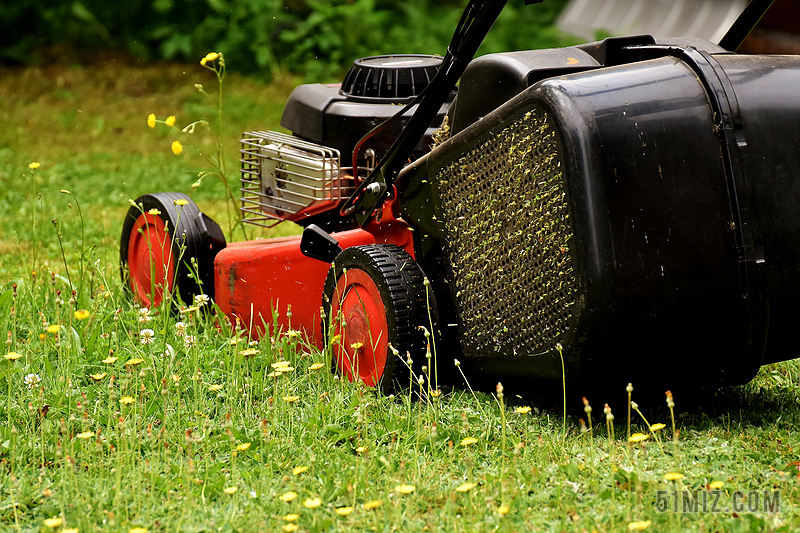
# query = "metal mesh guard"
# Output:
<box><xmin>437</xmin><ymin>108</ymin><xmax>576</xmax><ymax>356</ymax></box>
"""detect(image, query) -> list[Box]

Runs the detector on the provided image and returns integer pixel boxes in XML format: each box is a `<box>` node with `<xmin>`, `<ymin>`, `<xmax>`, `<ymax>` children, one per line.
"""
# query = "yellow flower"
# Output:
<box><xmin>130</xmin><ymin>528</ymin><xmax>148</xmax><ymax>533</ymax></box>
<box><xmin>147</xmin><ymin>113</ymin><xmax>156</xmax><ymax>128</ymax></box>
<box><xmin>125</xmin><ymin>358</ymin><xmax>144</xmax><ymax>367</ymax></box>
<box><xmin>664</xmin><ymin>472</ymin><xmax>685</xmax><ymax>481</ymax></box>
<box><xmin>63</xmin><ymin>529</ymin><xmax>79</xmax><ymax>533</ymax></box>
<box><xmin>208</xmin><ymin>384</ymin><xmax>224</xmax><ymax>392</ymax></box>
<box><xmin>650</xmin><ymin>423</ymin><xmax>666</xmax><ymax>432</ymax></box>
<box><xmin>172</xmin><ymin>374</ymin><xmax>181</xmax><ymax>383</ymax></box>
<box><xmin>224</xmin><ymin>487</ymin><xmax>238</xmax><ymax>495</ymax></box>
<box><xmin>350</xmin><ymin>342</ymin><xmax>364</xmax><ymax>350</ymax></box>
<box><xmin>174</xmin><ymin>198</ymin><xmax>189</xmax><ymax>206</ymax></box>
<box><xmin>102</xmin><ymin>356</ymin><xmax>118</xmax><ymax>364</ymax></box>
<box><xmin>4</xmin><ymin>352</ymin><xmax>23</xmax><ymax>361</ymax></box>
<box><xmin>47</xmin><ymin>324</ymin><xmax>61</xmax><ymax>334</ymax></box>
<box><xmin>236</xmin><ymin>442</ymin><xmax>251</xmax><ymax>452</ymax></box>
<box><xmin>283</xmin><ymin>395</ymin><xmax>299</xmax><ymax>403</ymax></box>
<box><xmin>165</xmin><ymin>115</ymin><xmax>176</xmax><ymax>127</ymax></box>
<box><xmin>628</xmin><ymin>520</ymin><xmax>652</xmax><ymax>531</ymax></box>
<box><xmin>355</xmin><ymin>446</ymin><xmax>368</xmax><ymax>454</ymax></box>
<box><xmin>515</xmin><ymin>406</ymin><xmax>531</xmax><ymax>414</ymax></box>
<box><xmin>277</xmin><ymin>366</ymin><xmax>295</xmax><ymax>373</ymax></box>
<box><xmin>335</xmin><ymin>506</ymin><xmax>353</xmax><ymax>516</ymax></box>
<box><xmin>709</xmin><ymin>480</ymin><xmax>725</xmax><ymax>490</ymax></box>
<box><xmin>292</xmin><ymin>466</ymin><xmax>308</xmax><ymax>475</ymax></box>
<box><xmin>456</xmin><ymin>482</ymin><xmax>476</xmax><ymax>492</ymax></box>
<box><xmin>73</xmin><ymin>309</ymin><xmax>91</xmax><ymax>320</ymax></box>
<box><xmin>303</xmin><ymin>497</ymin><xmax>322</xmax><ymax>509</ymax></box>
<box><xmin>282</xmin><ymin>525</ymin><xmax>298</xmax><ymax>533</ymax></box>
<box><xmin>147</xmin><ymin>208</ymin><xmax>161</xmax><ymax>216</ymax></box>
<box><xmin>240</xmin><ymin>348</ymin><xmax>259</xmax><ymax>357</ymax></box>
<box><xmin>431</xmin><ymin>389</ymin><xmax>442</xmax><ymax>398</ymax></box>
<box><xmin>171</xmin><ymin>141</ymin><xmax>183</xmax><ymax>155</ymax></box>
<box><xmin>280</xmin><ymin>491</ymin><xmax>297</xmax><ymax>502</ymax></box>
<box><xmin>90</xmin><ymin>372</ymin><xmax>107</xmax><ymax>381</ymax></box>
<box><xmin>120</xmin><ymin>396</ymin><xmax>135</xmax><ymax>405</ymax></box>
<box><xmin>284</xmin><ymin>513</ymin><xmax>299</xmax><ymax>521</ymax></box>
<box><xmin>271</xmin><ymin>361</ymin><xmax>291</xmax><ymax>369</ymax></box>
<box><xmin>460</xmin><ymin>437</ymin><xmax>478</xmax><ymax>446</ymax></box>
<box><xmin>628</xmin><ymin>433</ymin><xmax>650</xmax><ymax>443</ymax></box>
<box><xmin>39</xmin><ymin>333</ymin><xmax>46</xmax><ymax>340</ymax></box>
<box><xmin>394</xmin><ymin>484</ymin><xmax>415</xmax><ymax>494</ymax></box>
<box><xmin>77</xmin><ymin>431</ymin><xmax>95</xmax><ymax>439</ymax></box>
<box><xmin>44</xmin><ymin>517</ymin><xmax>63</xmax><ymax>528</ymax></box>
<box><xmin>201</xmin><ymin>52</ymin><xmax>220</xmax><ymax>66</ymax></box>
<box><xmin>29</xmin><ymin>162</ymin><xmax>41</xmax><ymax>169</ymax></box>
<box><xmin>309</xmin><ymin>362</ymin><xmax>325</xmax><ymax>371</ymax></box>
<box><xmin>363</xmin><ymin>500</ymin><xmax>382</xmax><ymax>510</ymax></box>
<box><xmin>498</xmin><ymin>504</ymin><xmax>510</xmax><ymax>515</ymax></box>
<box><xmin>267</xmin><ymin>371</ymin><xmax>281</xmax><ymax>378</ymax></box>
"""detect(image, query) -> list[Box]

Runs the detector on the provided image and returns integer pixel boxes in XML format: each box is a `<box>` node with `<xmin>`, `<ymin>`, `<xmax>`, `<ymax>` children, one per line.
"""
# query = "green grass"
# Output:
<box><xmin>2</xmin><ymin>57</ymin><xmax>800</xmax><ymax>532</ymax></box>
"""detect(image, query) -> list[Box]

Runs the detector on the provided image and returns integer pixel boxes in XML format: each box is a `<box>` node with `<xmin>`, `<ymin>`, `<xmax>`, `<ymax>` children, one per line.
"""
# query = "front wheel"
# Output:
<box><xmin>120</xmin><ymin>192</ymin><xmax>225</xmax><ymax>308</ymax></box>
<box><xmin>322</xmin><ymin>244</ymin><xmax>435</xmax><ymax>394</ymax></box>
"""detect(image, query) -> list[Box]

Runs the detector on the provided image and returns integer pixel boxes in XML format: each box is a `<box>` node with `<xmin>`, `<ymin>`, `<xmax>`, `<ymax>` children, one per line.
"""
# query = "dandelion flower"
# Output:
<box><xmin>460</xmin><ymin>437</ymin><xmax>478</xmax><ymax>446</ymax></box>
<box><xmin>90</xmin><ymin>372</ymin><xmax>107</xmax><ymax>381</ymax></box>
<box><xmin>130</xmin><ymin>528</ymin><xmax>148</xmax><ymax>533</ymax></box>
<box><xmin>74</xmin><ymin>309</ymin><xmax>91</xmax><ymax>320</ymax></box>
<box><xmin>147</xmin><ymin>113</ymin><xmax>156</xmax><ymax>128</ymax></box>
<box><xmin>24</xmin><ymin>373</ymin><xmax>41</xmax><ymax>389</ymax></box>
<box><xmin>63</xmin><ymin>529</ymin><xmax>79</xmax><ymax>533</ymax></box>
<box><xmin>29</xmin><ymin>162</ymin><xmax>41</xmax><ymax>169</ymax></box>
<box><xmin>628</xmin><ymin>433</ymin><xmax>649</xmax><ymax>443</ymax></box>
<box><xmin>140</xmin><ymin>329</ymin><xmax>154</xmax><ymax>344</ymax></box>
<box><xmin>208</xmin><ymin>384</ymin><xmax>223</xmax><ymax>392</ymax></box>
<box><xmin>431</xmin><ymin>389</ymin><xmax>442</xmax><ymax>398</ymax></box>
<box><xmin>43</xmin><ymin>517</ymin><xmax>63</xmax><ymax>528</ymax></box>
<box><xmin>4</xmin><ymin>351</ymin><xmax>23</xmax><ymax>361</ymax></box>
<box><xmin>171</xmin><ymin>141</ymin><xmax>183</xmax><ymax>155</ymax></box>
<box><xmin>280</xmin><ymin>491</ymin><xmax>297</xmax><ymax>503</ymax></box>
<box><xmin>650</xmin><ymin>423</ymin><xmax>666</xmax><ymax>432</ymax></box>
<box><xmin>309</xmin><ymin>362</ymin><xmax>325</xmax><ymax>371</ymax></box>
<box><xmin>282</xmin><ymin>525</ymin><xmax>298</xmax><ymax>533</ymax></box>
<box><xmin>125</xmin><ymin>358</ymin><xmax>144</xmax><ymax>367</ymax></box>
<box><xmin>77</xmin><ymin>431</ymin><xmax>95</xmax><ymax>439</ymax></box>
<box><xmin>147</xmin><ymin>209</ymin><xmax>161</xmax><ymax>216</ymax></box>
<box><xmin>165</xmin><ymin>115</ymin><xmax>176</xmax><ymax>127</ymax></box>
<box><xmin>515</xmin><ymin>406</ymin><xmax>532</xmax><ymax>414</ymax></box>
<box><xmin>292</xmin><ymin>466</ymin><xmax>308</xmax><ymax>475</ymax></box>
<box><xmin>174</xmin><ymin>198</ymin><xmax>189</xmax><ymax>206</ymax></box>
<box><xmin>335</xmin><ymin>506</ymin><xmax>353</xmax><ymax>516</ymax></box>
<box><xmin>272</xmin><ymin>361</ymin><xmax>291</xmax><ymax>369</ymax></box>
<box><xmin>47</xmin><ymin>324</ymin><xmax>61</xmax><ymax>334</ymax></box>
<box><xmin>240</xmin><ymin>348</ymin><xmax>259</xmax><ymax>357</ymax></box>
<box><xmin>364</xmin><ymin>500</ymin><xmax>382</xmax><ymax>510</ymax></box>
<box><xmin>284</xmin><ymin>513</ymin><xmax>299</xmax><ymax>522</ymax></box>
<box><xmin>224</xmin><ymin>487</ymin><xmax>238</xmax><ymax>495</ymax></box>
<box><xmin>498</xmin><ymin>504</ymin><xmax>510</xmax><ymax>515</ymax></box>
<box><xmin>267</xmin><ymin>371</ymin><xmax>281</xmax><ymax>378</ymax></box>
<box><xmin>628</xmin><ymin>520</ymin><xmax>652</xmax><ymax>531</ymax></box>
<box><xmin>303</xmin><ymin>497</ymin><xmax>321</xmax><ymax>508</ymax></box>
<box><xmin>709</xmin><ymin>480</ymin><xmax>725</xmax><ymax>490</ymax></box>
<box><xmin>236</xmin><ymin>442</ymin><xmax>251</xmax><ymax>452</ymax></box>
<box><xmin>172</xmin><ymin>374</ymin><xmax>181</xmax><ymax>383</ymax></box>
<box><xmin>120</xmin><ymin>396</ymin><xmax>135</xmax><ymax>405</ymax></box>
<box><xmin>283</xmin><ymin>395</ymin><xmax>299</xmax><ymax>403</ymax></box>
<box><xmin>456</xmin><ymin>482</ymin><xmax>477</xmax><ymax>492</ymax></box>
<box><xmin>394</xmin><ymin>484</ymin><xmax>415</xmax><ymax>494</ymax></box>
<box><xmin>664</xmin><ymin>472</ymin><xmax>685</xmax><ymax>481</ymax></box>
<box><xmin>355</xmin><ymin>446</ymin><xmax>368</xmax><ymax>454</ymax></box>
<box><xmin>102</xmin><ymin>356</ymin><xmax>118</xmax><ymax>364</ymax></box>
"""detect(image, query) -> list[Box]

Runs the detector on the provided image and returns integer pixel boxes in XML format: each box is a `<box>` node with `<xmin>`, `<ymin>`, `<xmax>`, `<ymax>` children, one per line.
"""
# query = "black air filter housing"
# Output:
<box><xmin>341</xmin><ymin>55</ymin><xmax>442</xmax><ymax>102</ymax></box>
<box><xmin>399</xmin><ymin>44</ymin><xmax>800</xmax><ymax>387</ymax></box>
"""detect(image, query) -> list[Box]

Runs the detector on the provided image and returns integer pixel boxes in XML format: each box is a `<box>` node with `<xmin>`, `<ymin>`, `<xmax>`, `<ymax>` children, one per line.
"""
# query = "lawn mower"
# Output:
<box><xmin>121</xmin><ymin>0</ymin><xmax>800</xmax><ymax>392</ymax></box>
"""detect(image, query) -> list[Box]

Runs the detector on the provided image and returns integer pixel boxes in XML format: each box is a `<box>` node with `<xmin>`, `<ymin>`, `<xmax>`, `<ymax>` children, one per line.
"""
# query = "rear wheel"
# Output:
<box><xmin>120</xmin><ymin>193</ymin><xmax>224</xmax><ymax>308</ymax></box>
<box><xmin>322</xmin><ymin>244</ymin><xmax>434</xmax><ymax>394</ymax></box>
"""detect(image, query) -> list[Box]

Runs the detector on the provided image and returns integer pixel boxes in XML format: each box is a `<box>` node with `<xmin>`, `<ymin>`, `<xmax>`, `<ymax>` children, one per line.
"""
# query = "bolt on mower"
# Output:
<box><xmin>121</xmin><ymin>0</ymin><xmax>800</xmax><ymax>393</ymax></box>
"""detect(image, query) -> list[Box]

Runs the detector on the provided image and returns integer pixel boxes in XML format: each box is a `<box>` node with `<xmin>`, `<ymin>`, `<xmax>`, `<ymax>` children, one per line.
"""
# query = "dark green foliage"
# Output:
<box><xmin>2</xmin><ymin>0</ymin><xmax>576</xmax><ymax>79</ymax></box>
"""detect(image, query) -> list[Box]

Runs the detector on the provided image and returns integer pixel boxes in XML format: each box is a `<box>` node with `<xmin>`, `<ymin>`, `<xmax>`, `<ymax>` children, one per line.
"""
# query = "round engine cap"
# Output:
<box><xmin>340</xmin><ymin>55</ymin><xmax>442</xmax><ymax>103</ymax></box>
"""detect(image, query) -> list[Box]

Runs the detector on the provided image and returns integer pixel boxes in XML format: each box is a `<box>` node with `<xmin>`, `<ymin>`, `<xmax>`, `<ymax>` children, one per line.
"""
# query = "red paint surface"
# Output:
<box><xmin>127</xmin><ymin>213</ymin><xmax>175</xmax><ymax>308</ymax></box>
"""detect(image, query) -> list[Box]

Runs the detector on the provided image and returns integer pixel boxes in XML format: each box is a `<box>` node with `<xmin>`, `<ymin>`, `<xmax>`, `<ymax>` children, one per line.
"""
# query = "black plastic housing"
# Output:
<box><xmin>398</xmin><ymin>41</ymin><xmax>800</xmax><ymax>387</ymax></box>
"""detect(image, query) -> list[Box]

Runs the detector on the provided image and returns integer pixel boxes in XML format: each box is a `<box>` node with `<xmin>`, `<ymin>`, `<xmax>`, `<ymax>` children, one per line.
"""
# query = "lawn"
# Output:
<box><xmin>2</xmin><ymin>54</ymin><xmax>800</xmax><ymax>532</ymax></box>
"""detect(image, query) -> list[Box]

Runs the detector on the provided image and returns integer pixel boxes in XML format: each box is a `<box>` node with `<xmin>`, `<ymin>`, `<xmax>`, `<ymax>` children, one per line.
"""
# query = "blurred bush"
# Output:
<box><xmin>1</xmin><ymin>0</ymin><xmax>576</xmax><ymax>78</ymax></box>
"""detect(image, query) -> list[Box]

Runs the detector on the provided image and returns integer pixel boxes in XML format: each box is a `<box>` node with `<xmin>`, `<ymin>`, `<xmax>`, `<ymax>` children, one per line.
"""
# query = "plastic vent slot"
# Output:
<box><xmin>340</xmin><ymin>55</ymin><xmax>442</xmax><ymax>103</ymax></box>
<box><xmin>436</xmin><ymin>108</ymin><xmax>576</xmax><ymax>356</ymax></box>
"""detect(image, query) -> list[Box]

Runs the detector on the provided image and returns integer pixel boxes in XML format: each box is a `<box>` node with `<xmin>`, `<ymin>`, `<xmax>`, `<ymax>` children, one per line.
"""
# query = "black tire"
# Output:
<box><xmin>120</xmin><ymin>192</ymin><xmax>225</xmax><ymax>308</ymax></box>
<box><xmin>322</xmin><ymin>244</ymin><xmax>436</xmax><ymax>394</ymax></box>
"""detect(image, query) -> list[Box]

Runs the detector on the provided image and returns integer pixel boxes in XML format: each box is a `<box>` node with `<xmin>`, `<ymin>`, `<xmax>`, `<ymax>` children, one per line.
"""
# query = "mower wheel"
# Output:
<box><xmin>322</xmin><ymin>244</ymin><xmax>434</xmax><ymax>394</ymax></box>
<box><xmin>120</xmin><ymin>192</ymin><xmax>225</xmax><ymax>308</ymax></box>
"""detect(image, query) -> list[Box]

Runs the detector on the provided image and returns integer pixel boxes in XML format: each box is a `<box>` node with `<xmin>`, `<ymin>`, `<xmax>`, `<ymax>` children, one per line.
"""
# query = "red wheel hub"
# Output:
<box><xmin>330</xmin><ymin>269</ymin><xmax>389</xmax><ymax>387</ymax></box>
<box><xmin>126</xmin><ymin>213</ymin><xmax>175</xmax><ymax>308</ymax></box>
